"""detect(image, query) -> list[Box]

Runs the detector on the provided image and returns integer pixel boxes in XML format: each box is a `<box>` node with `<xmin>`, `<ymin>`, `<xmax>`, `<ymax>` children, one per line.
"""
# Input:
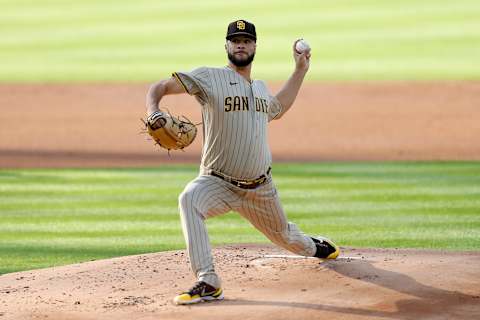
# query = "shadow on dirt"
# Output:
<box><xmin>196</xmin><ymin>258</ymin><xmax>479</xmax><ymax>319</ymax></box>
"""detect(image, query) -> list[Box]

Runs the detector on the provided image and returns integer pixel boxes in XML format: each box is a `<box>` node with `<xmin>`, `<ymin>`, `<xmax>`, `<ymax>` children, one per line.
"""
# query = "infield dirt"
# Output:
<box><xmin>1</xmin><ymin>82</ymin><xmax>479</xmax><ymax>167</ymax></box>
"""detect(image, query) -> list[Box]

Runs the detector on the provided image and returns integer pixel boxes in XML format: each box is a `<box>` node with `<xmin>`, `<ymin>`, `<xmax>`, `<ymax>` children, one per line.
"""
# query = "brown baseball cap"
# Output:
<box><xmin>226</xmin><ymin>19</ymin><xmax>256</xmax><ymax>41</ymax></box>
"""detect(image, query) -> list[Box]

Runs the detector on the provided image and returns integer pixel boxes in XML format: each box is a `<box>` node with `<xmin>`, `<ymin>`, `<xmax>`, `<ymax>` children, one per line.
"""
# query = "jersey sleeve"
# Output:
<box><xmin>172</xmin><ymin>67</ymin><xmax>211</xmax><ymax>105</ymax></box>
<box><xmin>268</xmin><ymin>94</ymin><xmax>283</xmax><ymax>122</ymax></box>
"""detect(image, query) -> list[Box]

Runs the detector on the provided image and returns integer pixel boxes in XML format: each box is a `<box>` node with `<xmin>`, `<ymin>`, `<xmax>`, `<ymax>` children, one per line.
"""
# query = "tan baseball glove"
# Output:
<box><xmin>144</xmin><ymin>110</ymin><xmax>197</xmax><ymax>151</ymax></box>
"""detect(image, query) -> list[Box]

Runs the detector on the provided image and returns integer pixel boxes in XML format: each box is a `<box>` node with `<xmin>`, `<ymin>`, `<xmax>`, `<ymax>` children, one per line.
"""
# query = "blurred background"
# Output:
<box><xmin>2</xmin><ymin>0</ymin><xmax>479</xmax><ymax>81</ymax></box>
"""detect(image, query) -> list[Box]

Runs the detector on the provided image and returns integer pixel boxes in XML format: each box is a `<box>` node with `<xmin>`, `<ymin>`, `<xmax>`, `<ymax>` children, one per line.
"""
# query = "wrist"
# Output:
<box><xmin>146</xmin><ymin>105</ymin><xmax>160</xmax><ymax>116</ymax></box>
<box><xmin>146</xmin><ymin>110</ymin><xmax>164</xmax><ymax>124</ymax></box>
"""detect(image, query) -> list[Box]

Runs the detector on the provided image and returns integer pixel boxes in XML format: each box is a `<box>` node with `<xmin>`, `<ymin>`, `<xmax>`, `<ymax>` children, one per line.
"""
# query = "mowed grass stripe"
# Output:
<box><xmin>4</xmin><ymin>9</ymin><xmax>478</xmax><ymax>46</ymax></box>
<box><xmin>0</xmin><ymin>162</ymin><xmax>479</xmax><ymax>274</ymax></box>
<box><xmin>3</xmin><ymin>1</ymin><xmax>477</xmax><ymax>33</ymax></box>
<box><xmin>2</xmin><ymin>210</ymin><xmax>478</xmax><ymax>234</ymax></box>
<box><xmin>1</xmin><ymin>0</ymin><xmax>479</xmax><ymax>81</ymax></box>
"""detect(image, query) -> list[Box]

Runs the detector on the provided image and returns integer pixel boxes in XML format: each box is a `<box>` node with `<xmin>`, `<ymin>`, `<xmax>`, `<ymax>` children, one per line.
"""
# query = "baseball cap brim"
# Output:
<box><xmin>226</xmin><ymin>32</ymin><xmax>256</xmax><ymax>41</ymax></box>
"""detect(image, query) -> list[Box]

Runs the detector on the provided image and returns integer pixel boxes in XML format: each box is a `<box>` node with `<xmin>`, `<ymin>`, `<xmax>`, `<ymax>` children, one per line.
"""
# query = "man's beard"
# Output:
<box><xmin>228</xmin><ymin>51</ymin><xmax>255</xmax><ymax>67</ymax></box>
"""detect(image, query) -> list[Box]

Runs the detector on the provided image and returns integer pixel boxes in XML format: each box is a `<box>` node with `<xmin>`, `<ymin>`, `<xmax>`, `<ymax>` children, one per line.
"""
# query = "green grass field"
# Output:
<box><xmin>1</xmin><ymin>162</ymin><xmax>479</xmax><ymax>275</ymax></box>
<box><xmin>1</xmin><ymin>0</ymin><xmax>480</xmax><ymax>82</ymax></box>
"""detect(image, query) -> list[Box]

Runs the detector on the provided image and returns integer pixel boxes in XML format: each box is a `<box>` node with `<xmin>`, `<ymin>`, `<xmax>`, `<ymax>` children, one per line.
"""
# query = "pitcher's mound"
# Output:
<box><xmin>1</xmin><ymin>245</ymin><xmax>479</xmax><ymax>320</ymax></box>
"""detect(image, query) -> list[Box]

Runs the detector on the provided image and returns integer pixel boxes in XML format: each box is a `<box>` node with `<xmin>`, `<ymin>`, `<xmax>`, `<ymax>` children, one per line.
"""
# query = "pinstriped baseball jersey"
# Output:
<box><xmin>169</xmin><ymin>65</ymin><xmax>322</xmax><ymax>292</ymax></box>
<box><xmin>173</xmin><ymin>66</ymin><xmax>282</xmax><ymax>180</ymax></box>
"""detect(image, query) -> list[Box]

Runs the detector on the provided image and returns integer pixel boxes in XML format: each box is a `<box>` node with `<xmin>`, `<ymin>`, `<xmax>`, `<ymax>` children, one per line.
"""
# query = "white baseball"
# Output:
<box><xmin>295</xmin><ymin>39</ymin><xmax>310</xmax><ymax>54</ymax></box>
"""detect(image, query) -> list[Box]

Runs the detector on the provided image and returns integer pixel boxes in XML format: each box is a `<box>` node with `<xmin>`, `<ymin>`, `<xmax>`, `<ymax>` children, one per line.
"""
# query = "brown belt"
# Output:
<box><xmin>210</xmin><ymin>167</ymin><xmax>271</xmax><ymax>189</ymax></box>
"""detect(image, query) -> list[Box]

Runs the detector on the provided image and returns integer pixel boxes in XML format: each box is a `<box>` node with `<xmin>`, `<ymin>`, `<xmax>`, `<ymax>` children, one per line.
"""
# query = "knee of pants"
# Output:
<box><xmin>178</xmin><ymin>189</ymin><xmax>194</xmax><ymax>212</ymax></box>
<box><xmin>178</xmin><ymin>186</ymin><xmax>206</xmax><ymax>219</ymax></box>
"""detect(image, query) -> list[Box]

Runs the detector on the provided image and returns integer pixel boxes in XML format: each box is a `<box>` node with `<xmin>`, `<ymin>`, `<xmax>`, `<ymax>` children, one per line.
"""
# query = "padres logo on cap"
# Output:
<box><xmin>226</xmin><ymin>19</ymin><xmax>256</xmax><ymax>40</ymax></box>
<box><xmin>237</xmin><ymin>20</ymin><xmax>245</xmax><ymax>30</ymax></box>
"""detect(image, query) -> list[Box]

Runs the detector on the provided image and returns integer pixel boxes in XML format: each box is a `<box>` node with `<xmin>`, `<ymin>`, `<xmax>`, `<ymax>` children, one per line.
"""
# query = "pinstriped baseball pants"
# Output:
<box><xmin>178</xmin><ymin>174</ymin><xmax>317</xmax><ymax>289</ymax></box>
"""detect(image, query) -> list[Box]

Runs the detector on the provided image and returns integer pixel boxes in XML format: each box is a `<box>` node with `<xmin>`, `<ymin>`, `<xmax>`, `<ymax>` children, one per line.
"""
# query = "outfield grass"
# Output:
<box><xmin>0</xmin><ymin>162</ymin><xmax>479</xmax><ymax>274</ymax></box>
<box><xmin>1</xmin><ymin>0</ymin><xmax>479</xmax><ymax>82</ymax></box>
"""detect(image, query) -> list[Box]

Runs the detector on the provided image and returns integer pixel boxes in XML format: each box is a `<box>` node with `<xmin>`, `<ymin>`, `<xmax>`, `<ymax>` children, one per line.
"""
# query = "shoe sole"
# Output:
<box><xmin>202</xmin><ymin>291</ymin><xmax>224</xmax><ymax>302</ymax></box>
<box><xmin>174</xmin><ymin>292</ymin><xmax>224</xmax><ymax>305</ymax></box>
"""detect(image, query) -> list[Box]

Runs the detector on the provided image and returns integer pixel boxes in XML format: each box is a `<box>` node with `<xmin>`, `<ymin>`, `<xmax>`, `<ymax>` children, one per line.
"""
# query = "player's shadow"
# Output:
<box><xmin>196</xmin><ymin>258</ymin><xmax>479</xmax><ymax>319</ymax></box>
<box><xmin>321</xmin><ymin>258</ymin><xmax>478</xmax><ymax>319</ymax></box>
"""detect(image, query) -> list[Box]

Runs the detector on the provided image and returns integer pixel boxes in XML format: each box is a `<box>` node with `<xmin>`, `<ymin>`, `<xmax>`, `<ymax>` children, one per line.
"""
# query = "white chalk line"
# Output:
<box><xmin>262</xmin><ymin>254</ymin><xmax>363</xmax><ymax>260</ymax></box>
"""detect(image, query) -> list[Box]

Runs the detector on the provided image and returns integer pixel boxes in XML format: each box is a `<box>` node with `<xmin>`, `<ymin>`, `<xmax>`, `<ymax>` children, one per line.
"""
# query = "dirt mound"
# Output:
<box><xmin>1</xmin><ymin>245</ymin><xmax>478</xmax><ymax>320</ymax></box>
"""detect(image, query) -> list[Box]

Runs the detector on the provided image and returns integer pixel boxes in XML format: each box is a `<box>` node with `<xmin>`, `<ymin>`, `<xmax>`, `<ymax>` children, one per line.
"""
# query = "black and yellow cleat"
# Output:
<box><xmin>312</xmin><ymin>236</ymin><xmax>340</xmax><ymax>259</ymax></box>
<box><xmin>173</xmin><ymin>281</ymin><xmax>224</xmax><ymax>305</ymax></box>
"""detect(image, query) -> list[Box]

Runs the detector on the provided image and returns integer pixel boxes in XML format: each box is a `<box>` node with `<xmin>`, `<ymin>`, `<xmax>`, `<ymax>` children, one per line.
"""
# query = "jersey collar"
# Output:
<box><xmin>224</xmin><ymin>66</ymin><xmax>253</xmax><ymax>85</ymax></box>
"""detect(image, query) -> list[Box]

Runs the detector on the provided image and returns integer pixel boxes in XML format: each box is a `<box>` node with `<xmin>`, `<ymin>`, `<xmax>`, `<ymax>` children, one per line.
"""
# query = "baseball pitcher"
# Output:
<box><xmin>145</xmin><ymin>19</ymin><xmax>340</xmax><ymax>305</ymax></box>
